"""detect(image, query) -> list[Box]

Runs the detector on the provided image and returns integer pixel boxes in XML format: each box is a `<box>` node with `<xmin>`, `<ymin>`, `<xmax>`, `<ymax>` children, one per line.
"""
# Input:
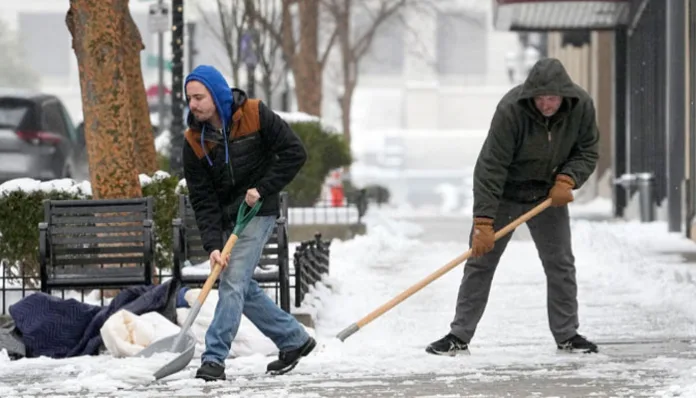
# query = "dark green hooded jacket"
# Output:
<box><xmin>473</xmin><ymin>58</ymin><xmax>599</xmax><ymax>219</ymax></box>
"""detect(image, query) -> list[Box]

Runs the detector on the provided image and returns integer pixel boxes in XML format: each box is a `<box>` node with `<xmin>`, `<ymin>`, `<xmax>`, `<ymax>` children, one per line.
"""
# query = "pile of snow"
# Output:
<box><xmin>0</xmin><ymin>171</ymin><xmax>186</xmax><ymax>198</ymax></box>
<box><xmin>275</xmin><ymin>111</ymin><xmax>340</xmax><ymax>134</ymax></box>
<box><xmin>154</xmin><ymin>129</ymin><xmax>172</xmax><ymax>156</ymax></box>
<box><xmin>568</xmin><ymin>196</ymin><xmax>613</xmax><ymax>219</ymax></box>
<box><xmin>0</xmin><ymin>178</ymin><xmax>91</xmax><ymax>197</ymax></box>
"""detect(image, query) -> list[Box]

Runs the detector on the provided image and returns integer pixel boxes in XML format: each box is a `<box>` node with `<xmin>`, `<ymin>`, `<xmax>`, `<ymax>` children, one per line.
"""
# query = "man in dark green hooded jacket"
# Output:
<box><xmin>426</xmin><ymin>58</ymin><xmax>599</xmax><ymax>356</ymax></box>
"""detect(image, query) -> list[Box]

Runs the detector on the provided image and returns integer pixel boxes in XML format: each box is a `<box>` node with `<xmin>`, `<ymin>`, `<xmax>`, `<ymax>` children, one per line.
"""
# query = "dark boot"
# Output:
<box><xmin>557</xmin><ymin>334</ymin><xmax>598</xmax><ymax>353</ymax></box>
<box><xmin>266</xmin><ymin>337</ymin><xmax>317</xmax><ymax>375</ymax></box>
<box><xmin>195</xmin><ymin>361</ymin><xmax>226</xmax><ymax>381</ymax></box>
<box><xmin>425</xmin><ymin>333</ymin><xmax>469</xmax><ymax>356</ymax></box>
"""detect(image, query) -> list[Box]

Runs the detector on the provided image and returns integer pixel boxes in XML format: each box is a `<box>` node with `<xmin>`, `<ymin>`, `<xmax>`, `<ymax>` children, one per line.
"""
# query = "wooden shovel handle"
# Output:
<box><xmin>354</xmin><ymin>198</ymin><xmax>552</xmax><ymax>329</ymax></box>
<box><xmin>196</xmin><ymin>233</ymin><xmax>239</xmax><ymax>305</ymax></box>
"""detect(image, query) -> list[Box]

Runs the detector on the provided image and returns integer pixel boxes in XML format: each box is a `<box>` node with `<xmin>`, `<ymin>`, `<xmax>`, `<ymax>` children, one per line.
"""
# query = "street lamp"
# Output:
<box><xmin>240</xmin><ymin>28</ymin><xmax>258</xmax><ymax>98</ymax></box>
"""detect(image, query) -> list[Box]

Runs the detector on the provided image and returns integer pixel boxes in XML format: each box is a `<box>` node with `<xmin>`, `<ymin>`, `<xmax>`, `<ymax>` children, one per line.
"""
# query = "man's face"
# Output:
<box><xmin>534</xmin><ymin>95</ymin><xmax>563</xmax><ymax>117</ymax></box>
<box><xmin>186</xmin><ymin>81</ymin><xmax>216</xmax><ymax>122</ymax></box>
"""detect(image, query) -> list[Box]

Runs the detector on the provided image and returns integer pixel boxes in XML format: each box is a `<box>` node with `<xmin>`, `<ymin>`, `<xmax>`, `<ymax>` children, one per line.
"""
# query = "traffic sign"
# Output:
<box><xmin>148</xmin><ymin>3</ymin><xmax>170</xmax><ymax>34</ymax></box>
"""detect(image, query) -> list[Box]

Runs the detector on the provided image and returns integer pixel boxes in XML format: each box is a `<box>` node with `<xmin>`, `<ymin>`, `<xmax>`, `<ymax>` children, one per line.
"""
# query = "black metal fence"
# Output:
<box><xmin>0</xmin><ymin>264</ymin><xmax>290</xmax><ymax>316</ymax></box>
<box><xmin>293</xmin><ymin>234</ymin><xmax>331</xmax><ymax>308</ymax></box>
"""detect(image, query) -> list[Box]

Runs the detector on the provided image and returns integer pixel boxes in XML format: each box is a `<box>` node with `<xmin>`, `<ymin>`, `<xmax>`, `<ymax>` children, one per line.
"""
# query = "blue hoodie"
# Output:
<box><xmin>184</xmin><ymin>65</ymin><xmax>234</xmax><ymax>166</ymax></box>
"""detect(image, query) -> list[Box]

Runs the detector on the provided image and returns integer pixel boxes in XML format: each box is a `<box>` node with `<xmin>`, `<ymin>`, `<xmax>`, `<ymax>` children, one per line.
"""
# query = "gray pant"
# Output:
<box><xmin>450</xmin><ymin>200</ymin><xmax>579</xmax><ymax>344</ymax></box>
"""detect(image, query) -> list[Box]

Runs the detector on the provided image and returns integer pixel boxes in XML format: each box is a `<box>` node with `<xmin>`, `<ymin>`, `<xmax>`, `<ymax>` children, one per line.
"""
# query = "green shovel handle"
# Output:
<box><xmin>232</xmin><ymin>200</ymin><xmax>263</xmax><ymax>235</ymax></box>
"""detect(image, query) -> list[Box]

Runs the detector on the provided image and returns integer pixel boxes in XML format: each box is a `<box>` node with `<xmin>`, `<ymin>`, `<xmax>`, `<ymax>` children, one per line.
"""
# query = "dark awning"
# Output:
<box><xmin>493</xmin><ymin>0</ymin><xmax>630</xmax><ymax>31</ymax></box>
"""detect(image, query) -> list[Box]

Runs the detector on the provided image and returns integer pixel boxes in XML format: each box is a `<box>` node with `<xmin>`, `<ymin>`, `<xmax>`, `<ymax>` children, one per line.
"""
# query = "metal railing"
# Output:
<box><xmin>293</xmin><ymin>234</ymin><xmax>331</xmax><ymax>308</ymax></box>
<box><xmin>1</xmin><ymin>264</ymin><xmax>289</xmax><ymax>315</ymax></box>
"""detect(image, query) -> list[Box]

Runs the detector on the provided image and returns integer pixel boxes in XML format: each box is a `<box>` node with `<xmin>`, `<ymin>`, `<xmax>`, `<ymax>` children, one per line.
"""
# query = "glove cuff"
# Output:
<box><xmin>555</xmin><ymin>174</ymin><xmax>575</xmax><ymax>188</ymax></box>
<box><xmin>474</xmin><ymin>217</ymin><xmax>494</xmax><ymax>226</ymax></box>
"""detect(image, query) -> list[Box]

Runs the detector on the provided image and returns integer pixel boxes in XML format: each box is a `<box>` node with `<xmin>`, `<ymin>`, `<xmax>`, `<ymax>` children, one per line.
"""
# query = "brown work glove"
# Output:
<box><xmin>549</xmin><ymin>174</ymin><xmax>575</xmax><ymax>207</ymax></box>
<box><xmin>471</xmin><ymin>217</ymin><xmax>495</xmax><ymax>257</ymax></box>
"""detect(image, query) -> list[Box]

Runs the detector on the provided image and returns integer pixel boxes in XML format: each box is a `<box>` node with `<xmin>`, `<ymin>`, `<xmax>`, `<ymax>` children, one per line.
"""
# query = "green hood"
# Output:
<box><xmin>471</xmin><ymin>57</ymin><xmax>599</xmax><ymax>219</ymax></box>
<box><xmin>518</xmin><ymin>58</ymin><xmax>580</xmax><ymax>109</ymax></box>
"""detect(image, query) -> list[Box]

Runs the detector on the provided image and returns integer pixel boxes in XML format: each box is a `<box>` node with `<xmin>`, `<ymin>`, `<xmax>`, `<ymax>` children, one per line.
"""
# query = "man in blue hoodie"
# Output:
<box><xmin>182</xmin><ymin>65</ymin><xmax>313</xmax><ymax>381</ymax></box>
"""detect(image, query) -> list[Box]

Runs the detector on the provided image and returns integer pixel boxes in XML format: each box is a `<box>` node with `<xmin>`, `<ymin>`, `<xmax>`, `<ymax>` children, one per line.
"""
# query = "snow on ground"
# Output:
<box><xmin>2</xmin><ymin>209</ymin><xmax>696</xmax><ymax>396</ymax></box>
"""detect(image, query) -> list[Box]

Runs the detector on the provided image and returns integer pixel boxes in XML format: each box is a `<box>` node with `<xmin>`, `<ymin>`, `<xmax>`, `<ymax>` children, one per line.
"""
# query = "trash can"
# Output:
<box><xmin>635</xmin><ymin>173</ymin><xmax>655</xmax><ymax>222</ymax></box>
<box><xmin>614</xmin><ymin>172</ymin><xmax>656</xmax><ymax>223</ymax></box>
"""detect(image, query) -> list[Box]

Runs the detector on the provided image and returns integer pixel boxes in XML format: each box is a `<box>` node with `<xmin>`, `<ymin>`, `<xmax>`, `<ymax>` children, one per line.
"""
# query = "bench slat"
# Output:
<box><xmin>52</xmin><ymin>245</ymin><xmax>144</xmax><ymax>255</ymax></box>
<box><xmin>50</xmin><ymin>214</ymin><xmax>146</xmax><ymax>225</ymax></box>
<box><xmin>51</xmin><ymin>225</ymin><xmax>144</xmax><ymax>235</ymax></box>
<box><xmin>51</xmin><ymin>235</ymin><xmax>145</xmax><ymax>245</ymax></box>
<box><xmin>54</xmin><ymin>256</ymin><xmax>145</xmax><ymax>266</ymax></box>
<box><xmin>180</xmin><ymin>268</ymin><xmax>279</xmax><ymax>284</ymax></box>
<box><xmin>49</xmin><ymin>204</ymin><xmax>148</xmax><ymax>215</ymax></box>
<box><xmin>47</xmin><ymin>267</ymin><xmax>148</xmax><ymax>287</ymax></box>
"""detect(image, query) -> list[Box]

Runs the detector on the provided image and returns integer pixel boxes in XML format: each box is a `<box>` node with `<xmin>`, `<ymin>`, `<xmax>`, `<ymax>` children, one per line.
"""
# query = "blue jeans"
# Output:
<box><xmin>201</xmin><ymin>215</ymin><xmax>310</xmax><ymax>366</ymax></box>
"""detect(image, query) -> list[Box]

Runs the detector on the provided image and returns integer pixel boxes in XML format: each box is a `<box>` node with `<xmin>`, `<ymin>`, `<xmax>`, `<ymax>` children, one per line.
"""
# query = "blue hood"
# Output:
<box><xmin>184</xmin><ymin>65</ymin><xmax>234</xmax><ymax>166</ymax></box>
<box><xmin>185</xmin><ymin>65</ymin><xmax>234</xmax><ymax>128</ymax></box>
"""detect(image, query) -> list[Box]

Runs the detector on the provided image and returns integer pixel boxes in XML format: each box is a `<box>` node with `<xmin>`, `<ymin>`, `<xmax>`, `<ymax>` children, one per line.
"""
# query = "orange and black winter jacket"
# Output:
<box><xmin>182</xmin><ymin>89</ymin><xmax>307</xmax><ymax>254</ymax></box>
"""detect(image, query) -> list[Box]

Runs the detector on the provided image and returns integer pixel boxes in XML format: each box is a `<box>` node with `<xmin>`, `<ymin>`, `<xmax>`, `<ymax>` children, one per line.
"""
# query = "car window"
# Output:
<box><xmin>0</xmin><ymin>99</ymin><xmax>32</xmax><ymax>129</ymax></box>
<box><xmin>42</xmin><ymin>100</ymin><xmax>69</xmax><ymax>138</ymax></box>
<box><xmin>58</xmin><ymin>103</ymin><xmax>79</xmax><ymax>143</ymax></box>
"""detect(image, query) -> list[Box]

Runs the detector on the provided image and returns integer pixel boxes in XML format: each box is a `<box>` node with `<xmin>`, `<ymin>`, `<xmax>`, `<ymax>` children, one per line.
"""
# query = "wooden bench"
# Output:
<box><xmin>171</xmin><ymin>192</ymin><xmax>291</xmax><ymax>313</ymax></box>
<box><xmin>39</xmin><ymin>198</ymin><xmax>156</xmax><ymax>293</ymax></box>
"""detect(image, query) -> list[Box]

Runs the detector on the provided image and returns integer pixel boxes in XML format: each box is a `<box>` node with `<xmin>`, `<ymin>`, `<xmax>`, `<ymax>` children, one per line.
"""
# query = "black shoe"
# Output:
<box><xmin>557</xmin><ymin>334</ymin><xmax>598</xmax><ymax>354</ymax></box>
<box><xmin>195</xmin><ymin>361</ymin><xmax>226</xmax><ymax>381</ymax></box>
<box><xmin>266</xmin><ymin>337</ymin><xmax>317</xmax><ymax>375</ymax></box>
<box><xmin>425</xmin><ymin>333</ymin><xmax>469</xmax><ymax>356</ymax></box>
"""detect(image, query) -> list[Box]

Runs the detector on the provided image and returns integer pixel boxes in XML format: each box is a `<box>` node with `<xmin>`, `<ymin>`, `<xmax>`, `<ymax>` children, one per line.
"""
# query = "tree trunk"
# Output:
<box><xmin>124</xmin><ymin>10</ymin><xmax>158</xmax><ymax>175</ymax></box>
<box><xmin>337</xmin><ymin>2</ymin><xmax>353</xmax><ymax>145</ymax></box>
<box><xmin>293</xmin><ymin>0</ymin><xmax>322</xmax><ymax>116</ymax></box>
<box><xmin>263</xmin><ymin>71</ymin><xmax>273</xmax><ymax>108</ymax></box>
<box><xmin>67</xmin><ymin>0</ymin><xmax>142</xmax><ymax>199</ymax></box>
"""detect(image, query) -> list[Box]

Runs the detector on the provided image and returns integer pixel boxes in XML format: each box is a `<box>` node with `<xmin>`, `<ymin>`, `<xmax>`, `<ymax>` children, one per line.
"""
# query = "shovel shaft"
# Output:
<box><xmin>197</xmin><ymin>234</ymin><xmax>238</xmax><ymax>305</ymax></box>
<box><xmin>336</xmin><ymin>198</ymin><xmax>552</xmax><ymax>341</ymax></box>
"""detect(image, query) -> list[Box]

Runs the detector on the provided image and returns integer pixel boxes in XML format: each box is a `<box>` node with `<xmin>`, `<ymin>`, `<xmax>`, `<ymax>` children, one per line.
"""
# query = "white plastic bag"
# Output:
<box><xmin>100</xmin><ymin>309</ymin><xmax>181</xmax><ymax>357</ymax></box>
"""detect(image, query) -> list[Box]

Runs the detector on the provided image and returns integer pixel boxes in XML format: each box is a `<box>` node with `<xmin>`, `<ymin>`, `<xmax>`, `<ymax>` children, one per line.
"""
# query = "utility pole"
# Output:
<box><xmin>148</xmin><ymin>0</ymin><xmax>170</xmax><ymax>133</ymax></box>
<box><xmin>169</xmin><ymin>0</ymin><xmax>186</xmax><ymax>176</ymax></box>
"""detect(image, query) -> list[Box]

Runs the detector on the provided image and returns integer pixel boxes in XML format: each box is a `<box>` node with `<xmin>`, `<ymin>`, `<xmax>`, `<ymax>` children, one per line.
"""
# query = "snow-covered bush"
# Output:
<box><xmin>0</xmin><ymin>172</ymin><xmax>188</xmax><ymax>283</ymax></box>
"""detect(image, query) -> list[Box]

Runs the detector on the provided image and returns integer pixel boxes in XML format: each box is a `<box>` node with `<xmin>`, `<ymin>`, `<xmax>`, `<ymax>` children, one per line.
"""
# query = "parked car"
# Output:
<box><xmin>0</xmin><ymin>89</ymin><xmax>89</xmax><ymax>184</ymax></box>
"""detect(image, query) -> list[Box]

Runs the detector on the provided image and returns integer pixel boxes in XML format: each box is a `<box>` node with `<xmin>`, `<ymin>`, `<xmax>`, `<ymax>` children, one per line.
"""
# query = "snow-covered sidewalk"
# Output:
<box><xmin>2</xmin><ymin>210</ymin><xmax>696</xmax><ymax>397</ymax></box>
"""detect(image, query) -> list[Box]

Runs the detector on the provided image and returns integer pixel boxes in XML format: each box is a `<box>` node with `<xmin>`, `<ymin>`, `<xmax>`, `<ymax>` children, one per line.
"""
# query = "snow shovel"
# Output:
<box><xmin>336</xmin><ymin>198</ymin><xmax>552</xmax><ymax>341</ymax></box>
<box><xmin>136</xmin><ymin>199</ymin><xmax>263</xmax><ymax>380</ymax></box>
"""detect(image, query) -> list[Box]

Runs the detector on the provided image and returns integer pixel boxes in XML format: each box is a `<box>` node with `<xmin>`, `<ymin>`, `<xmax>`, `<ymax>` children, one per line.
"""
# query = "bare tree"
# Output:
<box><xmin>246</xmin><ymin>0</ymin><xmax>338</xmax><ymax>117</ymax></box>
<box><xmin>250</xmin><ymin>0</ymin><xmax>285</xmax><ymax>107</ymax></box>
<box><xmin>324</xmin><ymin>0</ymin><xmax>439</xmax><ymax>145</ymax></box>
<box><xmin>198</xmin><ymin>0</ymin><xmax>247</xmax><ymax>85</ymax></box>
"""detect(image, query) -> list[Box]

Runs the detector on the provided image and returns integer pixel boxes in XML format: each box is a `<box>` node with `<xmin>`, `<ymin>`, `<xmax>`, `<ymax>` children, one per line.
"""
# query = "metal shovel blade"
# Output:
<box><xmin>136</xmin><ymin>329</ymin><xmax>198</xmax><ymax>380</ymax></box>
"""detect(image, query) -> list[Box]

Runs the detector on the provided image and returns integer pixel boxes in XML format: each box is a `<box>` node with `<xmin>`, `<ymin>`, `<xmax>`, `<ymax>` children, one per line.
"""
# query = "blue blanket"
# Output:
<box><xmin>9</xmin><ymin>281</ymin><xmax>180</xmax><ymax>358</ymax></box>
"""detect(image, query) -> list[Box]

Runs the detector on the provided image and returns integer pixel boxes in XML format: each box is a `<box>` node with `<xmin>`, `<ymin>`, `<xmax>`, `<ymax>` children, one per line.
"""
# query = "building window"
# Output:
<box><xmin>356</xmin><ymin>13</ymin><xmax>404</xmax><ymax>75</ymax></box>
<box><xmin>436</xmin><ymin>11</ymin><xmax>487</xmax><ymax>76</ymax></box>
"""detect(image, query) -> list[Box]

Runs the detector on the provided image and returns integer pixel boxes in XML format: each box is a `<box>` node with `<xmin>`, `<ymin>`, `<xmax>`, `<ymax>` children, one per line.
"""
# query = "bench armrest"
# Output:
<box><xmin>142</xmin><ymin>219</ymin><xmax>154</xmax><ymax>265</ymax></box>
<box><xmin>172</xmin><ymin>218</ymin><xmax>184</xmax><ymax>280</ymax></box>
<box><xmin>38</xmin><ymin>222</ymin><xmax>49</xmax><ymax>292</ymax></box>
